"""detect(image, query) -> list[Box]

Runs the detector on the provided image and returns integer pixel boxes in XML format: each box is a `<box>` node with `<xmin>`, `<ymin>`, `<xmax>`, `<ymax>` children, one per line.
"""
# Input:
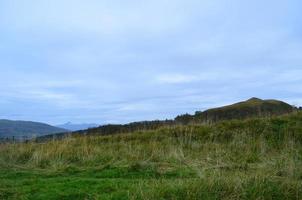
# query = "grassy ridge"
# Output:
<box><xmin>1</xmin><ymin>112</ymin><xmax>302</xmax><ymax>199</ymax></box>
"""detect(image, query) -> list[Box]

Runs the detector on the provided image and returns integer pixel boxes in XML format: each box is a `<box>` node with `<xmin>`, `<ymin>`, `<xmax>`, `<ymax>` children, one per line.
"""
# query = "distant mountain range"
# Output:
<box><xmin>0</xmin><ymin>120</ymin><xmax>67</xmax><ymax>140</ymax></box>
<box><xmin>56</xmin><ymin>122</ymin><xmax>99</xmax><ymax>131</ymax></box>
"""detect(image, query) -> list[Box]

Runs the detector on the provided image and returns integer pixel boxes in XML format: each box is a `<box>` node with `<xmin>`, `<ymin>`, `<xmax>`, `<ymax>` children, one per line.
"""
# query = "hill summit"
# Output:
<box><xmin>176</xmin><ymin>97</ymin><xmax>296</xmax><ymax>124</ymax></box>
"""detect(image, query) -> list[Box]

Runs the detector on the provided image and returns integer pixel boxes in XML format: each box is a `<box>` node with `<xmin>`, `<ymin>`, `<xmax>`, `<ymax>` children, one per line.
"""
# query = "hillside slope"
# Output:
<box><xmin>39</xmin><ymin>98</ymin><xmax>297</xmax><ymax>140</ymax></box>
<box><xmin>176</xmin><ymin>98</ymin><xmax>296</xmax><ymax>124</ymax></box>
<box><xmin>0</xmin><ymin>120</ymin><xmax>67</xmax><ymax>139</ymax></box>
<box><xmin>1</xmin><ymin>112</ymin><xmax>302</xmax><ymax>199</ymax></box>
<box><xmin>85</xmin><ymin>98</ymin><xmax>296</xmax><ymax>135</ymax></box>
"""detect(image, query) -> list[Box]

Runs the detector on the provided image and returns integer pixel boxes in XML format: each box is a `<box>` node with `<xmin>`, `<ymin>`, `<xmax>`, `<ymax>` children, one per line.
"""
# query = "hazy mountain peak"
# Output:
<box><xmin>57</xmin><ymin>123</ymin><xmax>99</xmax><ymax>131</ymax></box>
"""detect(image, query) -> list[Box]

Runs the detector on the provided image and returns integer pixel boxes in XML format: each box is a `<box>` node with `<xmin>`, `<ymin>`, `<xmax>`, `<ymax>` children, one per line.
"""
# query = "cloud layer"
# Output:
<box><xmin>0</xmin><ymin>0</ymin><xmax>301</xmax><ymax>124</ymax></box>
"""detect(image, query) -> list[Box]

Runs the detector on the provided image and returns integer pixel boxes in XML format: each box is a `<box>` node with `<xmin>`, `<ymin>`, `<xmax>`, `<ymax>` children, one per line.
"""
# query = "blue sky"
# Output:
<box><xmin>0</xmin><ymin>0</ymin><xmax>301</xmax><ymax>125</ymax></box>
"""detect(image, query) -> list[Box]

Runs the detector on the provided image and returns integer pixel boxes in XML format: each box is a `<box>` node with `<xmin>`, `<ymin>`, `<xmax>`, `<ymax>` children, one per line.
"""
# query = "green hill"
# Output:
<box><xmin>0</xmin><ymin>119</ymin><xmax>67</xmax><ymax>140</ymax></box>
<box><xmin>176</xmin><ymin>98</ymin><xmax>296</xmax><ymax>124</ymax></box>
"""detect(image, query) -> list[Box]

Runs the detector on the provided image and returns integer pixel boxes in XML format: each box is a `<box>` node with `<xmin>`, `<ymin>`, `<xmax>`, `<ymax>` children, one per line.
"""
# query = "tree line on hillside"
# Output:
<box><xmin>76</xmin><ymin>120</ymin><xmax>175</xmax><ymax>136</ymax></box>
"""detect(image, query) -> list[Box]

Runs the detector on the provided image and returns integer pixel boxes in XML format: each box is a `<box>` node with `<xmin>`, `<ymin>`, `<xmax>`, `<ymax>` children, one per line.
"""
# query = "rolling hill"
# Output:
<box><xmin>176</xmin><ymin>97</ymin><xmax>296</xmax><ymax>124</ymax></box>
<box><xmin>84</xmin><ymin>98</ymin><xmax>297</xmax><ymax>135</ymax></box>
<box><xmin>39</xmin><ymin>98</ymin><xmax>297</xmax><ymax>141</ymax></box>
<box><xmin>0</xmin><ymin>120</ymin><xmax>67</xmax><ymax>140</ymax></box>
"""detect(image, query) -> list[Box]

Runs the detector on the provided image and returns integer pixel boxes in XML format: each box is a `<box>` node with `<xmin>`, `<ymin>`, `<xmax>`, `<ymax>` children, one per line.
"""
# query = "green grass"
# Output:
<box><xmin>1</xmin><ymin>112</ymin><xmax>302</xmax><ymax>199</ymax></box>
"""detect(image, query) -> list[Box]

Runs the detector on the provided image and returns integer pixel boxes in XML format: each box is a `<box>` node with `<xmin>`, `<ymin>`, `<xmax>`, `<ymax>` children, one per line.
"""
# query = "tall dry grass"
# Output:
<box><xmin>1</xmin><ymin>113</ymin><xmax>302</xmax><ymax>199</ymax></box>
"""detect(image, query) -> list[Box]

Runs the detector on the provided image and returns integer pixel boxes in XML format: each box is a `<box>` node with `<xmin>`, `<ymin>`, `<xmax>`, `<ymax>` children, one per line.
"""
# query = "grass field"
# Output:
<box><xmin>1</xmin><ymin>112</ymin><xmax>302</xmax><ymax>199</ymax></box>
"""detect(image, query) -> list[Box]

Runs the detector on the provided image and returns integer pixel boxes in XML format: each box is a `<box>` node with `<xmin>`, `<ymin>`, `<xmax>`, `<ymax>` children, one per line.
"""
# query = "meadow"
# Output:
<box><xmin>1</xmin><ymin>112</ymin><xmax>302</xmax><ymax>199</ymax></box>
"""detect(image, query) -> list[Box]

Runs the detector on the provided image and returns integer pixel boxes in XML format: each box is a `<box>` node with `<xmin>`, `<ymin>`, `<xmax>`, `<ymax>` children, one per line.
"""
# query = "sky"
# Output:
<box><xmin>0</xmin><ymin>0</ymin><xmax>301</xmax><ymax>125</ymax></box>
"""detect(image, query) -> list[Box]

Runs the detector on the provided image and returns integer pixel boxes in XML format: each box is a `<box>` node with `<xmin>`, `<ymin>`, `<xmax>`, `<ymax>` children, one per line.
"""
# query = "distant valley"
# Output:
<box><xmin>56</xmin><ymin>122</ymin><xmax>99</xmax><ymax>131</ymax></box>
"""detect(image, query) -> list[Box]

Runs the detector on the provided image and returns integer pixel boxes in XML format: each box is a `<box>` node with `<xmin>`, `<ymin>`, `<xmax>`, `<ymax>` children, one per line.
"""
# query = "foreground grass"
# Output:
<box><xmin>1</xmin><ymin>113</ymin><xmax>302</xmax><ymax>199</ymax></box>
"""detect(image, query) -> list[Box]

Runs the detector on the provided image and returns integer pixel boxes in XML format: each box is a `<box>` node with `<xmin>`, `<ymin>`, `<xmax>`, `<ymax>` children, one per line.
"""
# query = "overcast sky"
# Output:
<box><xmin>0</xmin><ymin>0</ymin><xmax>301</xmax><ymax>125</ymax></box>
